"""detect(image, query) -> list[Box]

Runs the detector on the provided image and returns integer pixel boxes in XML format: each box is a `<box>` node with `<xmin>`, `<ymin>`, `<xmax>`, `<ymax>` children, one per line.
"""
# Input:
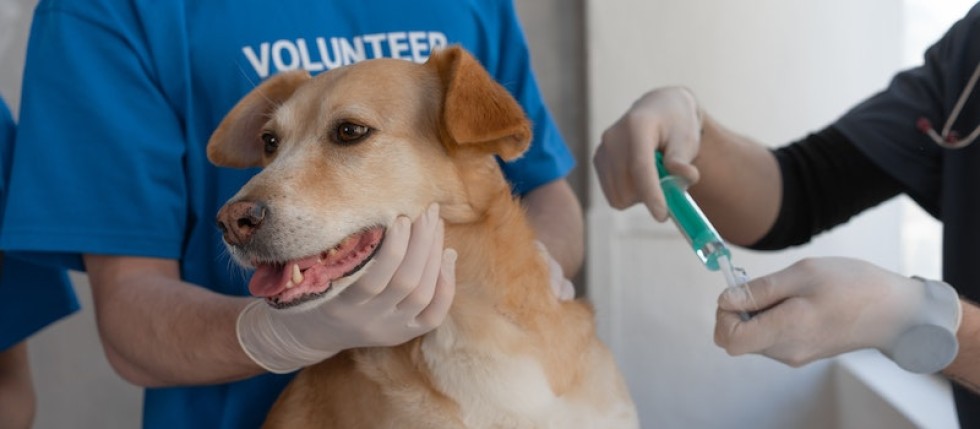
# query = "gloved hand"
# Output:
<box><xmin>535</xmin><ymin>240</ymin><xmax>575</xmax><ymax>301</ymax></box>
<box><xmin>593</xmin><ymin>86</ymin><xmax>703</xmax><ymax>221</ymax></box>
<box><xmin>715</xmin><ymin>257</ymin><xmax>962</xmax><ymax>373</ymax></box>
<box><xmin>237</xmin><ymin>204</ymin><xmax>457</xmax><ymax>373</ymax></box>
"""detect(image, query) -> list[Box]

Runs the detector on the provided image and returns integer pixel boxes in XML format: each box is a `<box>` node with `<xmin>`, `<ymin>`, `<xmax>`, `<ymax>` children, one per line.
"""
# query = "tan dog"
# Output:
<box><xmin>208</xmin><ymin>46</ymin><xmax>638</xmax><ymax>428</ymax></box>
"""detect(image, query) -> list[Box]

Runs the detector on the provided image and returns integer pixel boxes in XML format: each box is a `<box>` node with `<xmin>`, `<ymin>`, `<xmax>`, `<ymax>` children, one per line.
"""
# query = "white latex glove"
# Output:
<box><xmin>535</xmin><ymin>240</ymin><xmax>575</xmax><ymax>301</ymax></box>
<box><xmin>715</xmin><ymin>257</ymin><xmax>962</xmax><ymax>373</ymax></box>
<box><xmin>593</xmin><ymin>87</ymin><xmax>703</xmax><ymax>221</ymax></box>
<box><xmin>237</xmin><ymin>204</ymin><xmax>457</xmax><ymax>373</ymax></box>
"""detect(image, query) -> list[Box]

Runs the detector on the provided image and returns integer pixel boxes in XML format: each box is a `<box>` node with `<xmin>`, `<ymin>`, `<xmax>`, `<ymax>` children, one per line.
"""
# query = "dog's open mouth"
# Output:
<box><xmin>248</xmin><ymin>226</ymin><xmax>385</xmax><ymax>309</ymax></box>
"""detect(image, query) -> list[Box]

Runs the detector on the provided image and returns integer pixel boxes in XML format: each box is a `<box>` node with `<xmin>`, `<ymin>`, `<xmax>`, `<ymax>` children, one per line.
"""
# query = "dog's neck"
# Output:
<box><xmin>443</xmin><ymin>161</ymin><xmax>556</xmax><ymax>314</ymax></box>
<box><xmin>415</xmin><ymin>165</ymin><xmax>596</xmax><ymax>407</ymax></box>
<box><xmin>437</xmin><ymin>161</ymin><xmax>564</xmax><ymax>340</ymax></box>
<box><xmin>448</xmin><ymin>194</ymin><xmax>553</xmax><ymax>307</ymax></box>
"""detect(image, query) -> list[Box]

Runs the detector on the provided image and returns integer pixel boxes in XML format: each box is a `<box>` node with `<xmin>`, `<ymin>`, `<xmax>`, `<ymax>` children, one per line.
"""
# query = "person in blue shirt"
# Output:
<box><xmin>0</xmin><ymin>99</ymin><xmax>78</xmax><ymax>429</ymax></box>
<box><xmin>2</xmin><ymin>1</ymin><xmax>582</xmax><ymax>428</ymax></box>
<box><xmin>594</xmin><ymin>3</ymin><xmax>980</xmax><ymax>427</ymax></box>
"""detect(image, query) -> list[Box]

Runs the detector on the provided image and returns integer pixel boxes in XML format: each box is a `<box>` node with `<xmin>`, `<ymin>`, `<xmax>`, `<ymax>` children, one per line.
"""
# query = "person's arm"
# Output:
<box><xmin>593</xmin><ymin>87</ymin><xmax>781</xmax><ymax>246</ymax></box>
<box><xmin>522</xmin><ymin>179</ymin><xmax>584</xmax><ymax>278</ymax></box>
<box><xmin>83</xmin><ymin>255</ymin><xmax>261</xmax><ymax>387</ymax></box>
<box><xmin>489</xmin><ymin>1</ymin><xmax>581</xmax><ymax>279</ymax></box>
<box><xmin>944</xmin><ymin>300</ymin><xmax>980</xmax><ymax>393</ymax></box>
<box><xmin>689</xmin><ymin>113</ymin><xmax>781</xmax><ymax>246</ymax></box>
<box><xmin>0</xmin><ymin>342</ymin><xmax>35</xmax><ymax>429</ymax></box>
<box><xmin>83</xmin><ymin>207</ymin><xmax>456</xmax><ymax>385</ymax></box>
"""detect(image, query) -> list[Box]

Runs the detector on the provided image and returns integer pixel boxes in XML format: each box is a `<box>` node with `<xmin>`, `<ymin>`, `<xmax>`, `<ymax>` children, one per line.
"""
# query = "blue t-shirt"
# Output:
<box><xmin>2</xmin><ymin>1</ymin><xmax>573</xmax><ymax>427</ymax></box>
<box><xmin>833</xmin><ymin>3</ymin><xmax>980</xmax><ymax>427</ymax></box>
<box><xmin>0</xmin><ymin>99</ymin><xmax>77</xmax><ymax>351</ymax></box>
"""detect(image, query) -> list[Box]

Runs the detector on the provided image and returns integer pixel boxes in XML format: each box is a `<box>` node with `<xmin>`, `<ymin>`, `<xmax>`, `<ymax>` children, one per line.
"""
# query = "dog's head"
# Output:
<box><xmin>208</xmin><ymin>46</ymin><xmax>530</xmax><ymax>309</ymax></box>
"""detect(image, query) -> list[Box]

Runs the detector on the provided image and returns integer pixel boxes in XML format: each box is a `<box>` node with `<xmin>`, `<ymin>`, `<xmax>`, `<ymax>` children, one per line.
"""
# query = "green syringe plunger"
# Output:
<box><xmin>655</xmin><ymin>152</ymin><xmax>730</xmax><ymax>271</ymax></box>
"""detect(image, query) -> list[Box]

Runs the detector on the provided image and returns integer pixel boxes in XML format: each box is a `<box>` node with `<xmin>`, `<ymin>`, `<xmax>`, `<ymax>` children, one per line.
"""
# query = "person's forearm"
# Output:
<box><xmin>0</xmin><ymin>342</ymin><xmax>35</xmax><ymax>429</ymax></box>
<box><xmin>688</xmin><ymin>113</ymin><xmax>782</xmax><ymax>246</ymax></box>
<box><xmin>523</xmin><ymin>179</ymin><xmax>584</xmax><ymax>278</ymax></box>
<box><xmin>84</xmin><ymin>255</ymin><xmax>264</xmax><ymax>387</ymax></box>
<box><xmin>943</xmin><ymin>299</ymin><xmax>980</xmax><ymax>393</ymax></box>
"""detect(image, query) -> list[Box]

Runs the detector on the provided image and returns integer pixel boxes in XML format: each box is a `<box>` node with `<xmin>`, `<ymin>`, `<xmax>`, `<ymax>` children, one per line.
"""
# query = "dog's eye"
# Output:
<box><xmin>261</xmin><ymin>132</ymin><xmax>280</xmax><ymax>154</ymax></box>
<box><xmin>335</xmin><ymin>122</ymin><xmax>371</xmax><ymax>144</ymax></box>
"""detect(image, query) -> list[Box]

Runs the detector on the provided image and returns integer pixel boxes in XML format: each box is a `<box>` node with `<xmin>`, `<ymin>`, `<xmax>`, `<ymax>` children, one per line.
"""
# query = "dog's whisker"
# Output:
<box><xmin>235</xmin><ymin>61</ymin><xmax>287</xmax><ymax>114</ymax></box>
<box><xmin>235</xmin><ymin>61</ymin><xmax>260</xmax><ymax>91</ymax></box>
<box><xmin>212</xmin><ymin>236</ymin><xmax>253</xmax><ymax>287</ymax></box>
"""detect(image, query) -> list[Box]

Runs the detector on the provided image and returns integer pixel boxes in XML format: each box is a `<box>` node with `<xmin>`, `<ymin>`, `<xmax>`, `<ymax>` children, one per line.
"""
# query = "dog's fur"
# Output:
<box><xmin>208</xmin><ymin>46</ymin><xmax>638</xmax><ymax>428</ymax></box>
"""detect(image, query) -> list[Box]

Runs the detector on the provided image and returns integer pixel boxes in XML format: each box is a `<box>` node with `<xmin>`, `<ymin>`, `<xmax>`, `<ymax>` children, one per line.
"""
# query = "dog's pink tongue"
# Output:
<box><xmin>248</xmin><ymin>264</ymin><xmax>290</xmax><ymax>298</ymax></box>
<box><xmin>248</xmin><ymin>254</ymin><xmax>326</xmax><ymax>298</ymax></box>
<box><xmin>245</xmin><ymin>229</ymin><xmax>385</xmax><ymax>299</ymax></box>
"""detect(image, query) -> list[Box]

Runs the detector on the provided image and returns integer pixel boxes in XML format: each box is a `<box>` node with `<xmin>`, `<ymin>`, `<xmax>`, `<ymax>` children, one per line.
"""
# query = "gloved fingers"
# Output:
<box><xmin>660</xmin><ymin>155</ymin><xmax>700</xmax><ymax>187</ymax></box>
<box><xmin>714</xmin><ymin>300</ymin><xmax>788</xmax><ymax>357</ymax></box>
<box><xmin>534</xmin><ymin>240</ymin><xmax>574</xmax><ymax>301</ymax></box>
<box><xmin>394</xmin><ymin>219</ymin><xmax>446</xmax><ymax>312</ymax></box>
<box><xmin>714</xmin><ymin>306</ymin><xmax>754</xmax><ymax>355</ymax></box>
<box><xmin>338</xmin><ymin>214</ymin><xmax>412</xmax><ymax>304</ymax></box>
<box><xmin>548</xmin><ymin>260</ymin><xmax>575</xmax><ymax>301</ymax></box>
<box><xmin>625</xmin><ymin>116</ymin><xmax>669</xmax><ymax>222</ymax></box>
<box><xmin>413</xmin><ymin>248</ymin><xmax>457</xmax><ymax>330</ymax></box>
<box><xmin>660</xmin><ymin>88</ymin><xmax>702</xmax><ymax>185</ymax></box>
<box><xmin>373</xmin><ymin>203</ymin><xmax>442</xmax><ymax>305</ymax></box>
<box><xmin>557</xmin><ymin>278</ymin><xmax>575</xmax><ymax>301</ymax></box>
<box><xmin>594</xmin><ymin>98</ymin><xmax>667</xmax><ymax>219</ymax></box>
<box><xmin>716</xmin><ymin>295</ymin><xmax>827</xmax><ymax>367</ymax></box>
<box><xmin>593</xmin><ymin>126</ymin><xmax>637</xmax><ymax>212</ymax></box>
<box><xmin>718</xmin><ymin>269</ymin><xmax>803</xmax><ymax>314</ymax></box>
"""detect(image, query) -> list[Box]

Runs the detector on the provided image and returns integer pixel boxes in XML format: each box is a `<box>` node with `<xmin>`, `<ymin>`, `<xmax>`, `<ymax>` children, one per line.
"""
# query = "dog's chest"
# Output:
<box><xmin>419</xmin><ymin>321</ymin><xmax>628</xmax><ymax>429</ymax></box>
<box><xmin>421</xmin><ymin>325</ymin><xmax>555</xmax><ymax>426</ymax></box>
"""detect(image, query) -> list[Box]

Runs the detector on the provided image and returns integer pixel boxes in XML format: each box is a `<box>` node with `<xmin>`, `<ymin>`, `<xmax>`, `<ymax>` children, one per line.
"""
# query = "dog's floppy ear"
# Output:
<box><xmin>207</xmin><ymin>70</ymin><xmax>312</xmax><ymax>168</ymax></box>
<box><xmin>427</xmin><ymin>46</ymin><xmax>531</xmax><ymax>161</ymax></box>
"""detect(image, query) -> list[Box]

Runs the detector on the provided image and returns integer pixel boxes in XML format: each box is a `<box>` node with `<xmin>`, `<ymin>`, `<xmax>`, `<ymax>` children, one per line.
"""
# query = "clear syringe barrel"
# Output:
<box><xmin>656</xmin><ymin>152</ymin><xmax>730</xmax><ymax>271</ymax></box>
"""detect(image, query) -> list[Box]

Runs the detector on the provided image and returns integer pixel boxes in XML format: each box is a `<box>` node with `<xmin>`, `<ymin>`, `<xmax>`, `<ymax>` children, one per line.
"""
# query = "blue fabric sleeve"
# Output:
<box><xmin>1</xmin><ymin>7</ymin><xmax>188</xmax><ymax>271</ymax></box>
<box><xmin>0</xmin><ymin>101</ymin><xmax>12</xmax><ymax>201</ymax></box>
<box><xmin>0</xmin><ymin>257</ymin><xmax>78</xmax><ymax>350</ymax></box>
<box><xmin>0</xmin><ymin>99</ymin><xmax>78</xmax><ymax>350</ymax></box>
<box><xmin>490</xmin><ymin>0</ymin><xmax>575</xmax><ymax>195</ymax></box>
<box><xmin>0</xmin><ymin>99</ymin><xmax>16</xmax><ymax>214</ymax></box>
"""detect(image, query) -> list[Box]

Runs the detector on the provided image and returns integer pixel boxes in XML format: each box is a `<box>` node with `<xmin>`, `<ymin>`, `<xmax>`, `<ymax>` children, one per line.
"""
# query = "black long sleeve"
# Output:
<box><xmin>749</xmin><ymin>126</ymin><xmax>905</xmax><ymax>250</ymax></box>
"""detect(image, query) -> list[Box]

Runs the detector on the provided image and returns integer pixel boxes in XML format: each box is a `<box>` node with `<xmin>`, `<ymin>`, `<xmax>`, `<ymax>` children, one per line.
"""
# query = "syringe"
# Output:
<box><xmin>655</xmin><ymin>152</ymin><xmax>751</xmax><ymax>320</ymax></box>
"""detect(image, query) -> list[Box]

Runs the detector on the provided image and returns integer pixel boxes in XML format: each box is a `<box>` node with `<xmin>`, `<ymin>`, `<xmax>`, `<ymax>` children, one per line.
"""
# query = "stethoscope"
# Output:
<box><xmin>916</xmin><ymin>60</ymin><xmax>980</xmax><ymax>149</ymax></box>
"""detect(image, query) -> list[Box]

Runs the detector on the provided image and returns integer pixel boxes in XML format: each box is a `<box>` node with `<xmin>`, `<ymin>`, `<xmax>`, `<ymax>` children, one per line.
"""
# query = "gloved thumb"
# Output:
<box><xmin>717</xmin><ymin>274</ymin><xmax>794</xmax><ymax>314</ymax></box>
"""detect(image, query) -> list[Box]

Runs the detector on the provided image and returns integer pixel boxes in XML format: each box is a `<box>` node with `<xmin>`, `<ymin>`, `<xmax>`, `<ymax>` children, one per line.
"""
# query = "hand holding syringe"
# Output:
<box><xmin>655</xmin><ymin>152</ymin><xmax>966</xmax><ymax>373</ymax></box>
<box><xmin>655</xmin><ymin>152</ymin><xmax>752</xmax><ymax>320</ymax></box>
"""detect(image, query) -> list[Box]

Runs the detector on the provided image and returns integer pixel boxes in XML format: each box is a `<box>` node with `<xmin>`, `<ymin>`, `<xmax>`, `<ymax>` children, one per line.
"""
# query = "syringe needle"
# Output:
<box><xmin>717</xmin><ymin>256</ymin><xmax>752</xmax><ymax>321</ymax></box>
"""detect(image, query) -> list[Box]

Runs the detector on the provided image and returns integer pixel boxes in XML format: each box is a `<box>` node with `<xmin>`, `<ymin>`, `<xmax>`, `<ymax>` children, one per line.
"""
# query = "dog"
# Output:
<box><xmin>207</xmin><ymin>46</ymin><xmax>638</xmax><ymax>428</ymax></box>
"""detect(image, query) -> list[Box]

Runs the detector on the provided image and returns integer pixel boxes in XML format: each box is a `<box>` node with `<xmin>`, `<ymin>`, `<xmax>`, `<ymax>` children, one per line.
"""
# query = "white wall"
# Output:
<box><xmin>0</xmin><ymin>0</ymin><xmax>32</xmax><ymax>111</ymax></box>
<box><xmin>586</xmin><ymin>0</ymin><xmax>956</xmax><ymax>427</ymax></box>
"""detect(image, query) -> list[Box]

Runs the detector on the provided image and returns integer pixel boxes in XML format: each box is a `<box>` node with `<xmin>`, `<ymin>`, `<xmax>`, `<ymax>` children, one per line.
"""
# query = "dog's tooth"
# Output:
<box><xmin>327</xmin><ymin>248</ymin><xmax>338</xmax><ymax>257</ymax></box>
<box><xmin>291</xmin><ymin>264</ymin><xmax>304</xmax><ymax>284</ymax></box>
<box><xmin>285</xmin><ymin>281</ymin><xmax>294</xmax><ymax>289</ymax></box>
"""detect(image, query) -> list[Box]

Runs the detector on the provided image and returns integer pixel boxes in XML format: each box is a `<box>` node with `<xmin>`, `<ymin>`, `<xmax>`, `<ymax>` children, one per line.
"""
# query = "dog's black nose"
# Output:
<box><xmin>216</xmin><ymin>201</ymin><xmax>267</xmax><ymax>246</ymax></box>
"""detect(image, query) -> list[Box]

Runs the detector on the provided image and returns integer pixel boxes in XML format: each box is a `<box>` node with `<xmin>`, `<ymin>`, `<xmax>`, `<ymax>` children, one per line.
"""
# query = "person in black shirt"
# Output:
<box><xmin>594</xmin><ymin>3</ymin><xmax>980</xmax><ymax>427</ymax></box>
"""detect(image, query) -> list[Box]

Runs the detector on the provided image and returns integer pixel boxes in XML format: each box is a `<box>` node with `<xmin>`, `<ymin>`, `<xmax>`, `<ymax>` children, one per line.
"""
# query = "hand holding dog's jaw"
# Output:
<box><xmin>236</xmin><ymin>203</ymin><xmax>457</xmax><ymax>374</ymax></box>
